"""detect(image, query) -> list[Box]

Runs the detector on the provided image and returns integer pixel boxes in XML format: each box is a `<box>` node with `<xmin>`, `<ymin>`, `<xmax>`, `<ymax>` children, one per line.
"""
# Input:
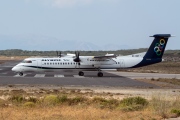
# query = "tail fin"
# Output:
<box><xmin>144</xmin><ymin>34</ymin><xmax>171</xmax><ymax>59</ymax></box>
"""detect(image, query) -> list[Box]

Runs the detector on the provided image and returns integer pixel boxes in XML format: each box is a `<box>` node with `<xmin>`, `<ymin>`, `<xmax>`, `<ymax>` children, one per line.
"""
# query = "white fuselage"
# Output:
<box><xmin>11</xmin><ymin>33</ymin><xmax>171</xmax><ymax>76</ymax></box>
<box><xmin>12</xmin><ymin>56</ymin><xmax>144</xmax><ymax>73</ymax></box>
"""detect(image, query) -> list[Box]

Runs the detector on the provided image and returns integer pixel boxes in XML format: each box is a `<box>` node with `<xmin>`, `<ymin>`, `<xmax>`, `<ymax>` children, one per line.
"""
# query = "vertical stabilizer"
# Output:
<box><xmin>144</xmin><ymin>34</ymin><xmax>171</xmax><ymax>59</ymax></box>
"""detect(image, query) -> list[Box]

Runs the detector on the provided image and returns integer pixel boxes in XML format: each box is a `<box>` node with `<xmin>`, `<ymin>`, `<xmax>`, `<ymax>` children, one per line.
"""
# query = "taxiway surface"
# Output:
<box><xmin>0</xmin><ymin>61</ymin><xmax>179</xmax><ymax>88</ymax></box>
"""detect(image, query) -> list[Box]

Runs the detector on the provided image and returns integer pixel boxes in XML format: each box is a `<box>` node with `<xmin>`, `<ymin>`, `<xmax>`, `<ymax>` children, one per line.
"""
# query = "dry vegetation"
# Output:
<box><xmin>0</xmin><ymin>88</ymin><xmax>179</xmax><ymax>120</ymax></box>
<box><xmin>0</xmin><ymin>106</ymin><xmax>160</xmax><ymax>120</ymax></box>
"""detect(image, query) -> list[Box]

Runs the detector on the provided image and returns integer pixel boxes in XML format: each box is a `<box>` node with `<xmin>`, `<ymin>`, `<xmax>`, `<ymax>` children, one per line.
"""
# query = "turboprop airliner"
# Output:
<box><xmin>12</xmin><ymin>34</ymin><xmax>171</xmax><ymax>77</ymax></box>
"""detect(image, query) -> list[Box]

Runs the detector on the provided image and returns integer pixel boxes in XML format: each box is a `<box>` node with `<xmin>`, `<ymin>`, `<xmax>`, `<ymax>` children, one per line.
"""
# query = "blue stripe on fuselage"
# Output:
<box><xmin>131</xmin><ymin>58</ymin><xmax>162</xmax><ymax>68</ymax></box>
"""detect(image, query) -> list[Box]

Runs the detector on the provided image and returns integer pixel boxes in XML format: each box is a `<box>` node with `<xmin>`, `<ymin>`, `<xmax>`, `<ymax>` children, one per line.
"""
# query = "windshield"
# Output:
<box><xmin>21</xmin><ymin>60</ymin><xmax>32</xmax><ymax>63</ymax></box>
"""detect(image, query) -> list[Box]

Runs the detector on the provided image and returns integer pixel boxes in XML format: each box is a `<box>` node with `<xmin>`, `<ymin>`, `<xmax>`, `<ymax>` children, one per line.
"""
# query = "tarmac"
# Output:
<box><xmin>0</xmin><ymin>60</ymin><xmax>180</xmax><ymax>88</ymax></box>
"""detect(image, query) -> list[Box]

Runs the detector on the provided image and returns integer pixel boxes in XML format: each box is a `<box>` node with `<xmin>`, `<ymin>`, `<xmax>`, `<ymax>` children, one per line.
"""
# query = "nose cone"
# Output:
<box><xmin>12</xmin><ymin>66</ymin><xmax>18</xmax><ymax>72</ymax></box>
<box><xmin>11</xmin><ymin>67</ymin><xmax>15</xmax><ymax>71</ymax></box>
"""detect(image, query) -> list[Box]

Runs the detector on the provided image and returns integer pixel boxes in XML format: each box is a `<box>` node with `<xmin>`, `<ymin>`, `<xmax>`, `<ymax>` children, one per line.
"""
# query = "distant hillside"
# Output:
<box><xmin>0</xmin><ymin>48</ymin><xmax>179</xmax><ymax>57</ymax></box>
<box><xmin>0</xmin><ymin>48</ymin><xmax>148</xmax><ymax>56</ymax></box>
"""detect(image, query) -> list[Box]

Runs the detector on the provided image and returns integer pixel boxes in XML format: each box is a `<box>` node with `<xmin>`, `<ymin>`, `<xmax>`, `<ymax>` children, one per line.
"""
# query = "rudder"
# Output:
<box><xmin>144</xmin><ymin>34</ymin><xmax>171</xmax><ymax>59</ymax></box>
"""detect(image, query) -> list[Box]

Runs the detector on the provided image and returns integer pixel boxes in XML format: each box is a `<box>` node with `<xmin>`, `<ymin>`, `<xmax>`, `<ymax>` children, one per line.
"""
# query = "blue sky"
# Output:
<box><xmin>0</xmin><ymin>0</ymin><xmax>179</xmax><ymax>50</ymax></box>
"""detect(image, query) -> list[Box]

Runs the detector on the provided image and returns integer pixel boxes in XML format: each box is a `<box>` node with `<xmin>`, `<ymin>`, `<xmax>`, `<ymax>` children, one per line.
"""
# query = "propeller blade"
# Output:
<box><xmin>59</xmin><ymin>51</ymin><xmax>61</xmax><ymax>57</ymax></box>
<box><xmin>56</xmin><ymin>51</ymin><xmax>58</xmax><ymax>56</ymax></box>
<box><xmin>78</xmin><ymin>52</ymin><xmax>80</xmax><ymax>58</ymax></box>
<box><xmin>73</xmin><ymin>51</ymin><xmax>81</xmax><ymax>62</ymax></box>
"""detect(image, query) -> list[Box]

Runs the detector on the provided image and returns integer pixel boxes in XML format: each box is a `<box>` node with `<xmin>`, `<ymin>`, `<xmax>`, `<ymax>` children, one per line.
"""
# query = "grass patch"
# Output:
<box><xmin>8</xmin><ymin>95</ymin><xmax>25</xmax><ymax>103</ymax></box>
<box><xmin>150</xmin><ymin>95</ymin><xmax>170</xmax><ymax>118</ymax></box>
<box><xmin>27</xmin><ymin>97</ymin><xmax>39</xmax><ymax>103</ymax></box>
<box><xmin>150</xmin><ymin>94</ymin><xmax>180</xmax><ymax>119</ymax></box>
<box><xmin>171</xmin><ymin>109</ymin><xmax>180</xmax><ymax>117</ymax></box>
<box><xmin>119</xmin><ymin>96</ymin><xmax>148</xmax><ymax>111</ymax></box>
<box><xmin>23</xmin><ymin>102</ymin><xmax>35</xmax><ymax>108</ymax></box>
<box><xmin>68</xmin><ymin>96</ymin><xmax>87</xmax><ymax>105</ymax></box>
<box><xmin>92</xmin><ymin>97</ymin><xmax>119</xmax><ymax>109</ymax></box>
<box><xmin>43</xmin><ymin>95</ymin><xmax>59</xmax><ymax>106</ymax></box>
<box><xmin>58</xmin><ymin>95</ymin><xmax>68</xmax><ymax>103</ymax></box>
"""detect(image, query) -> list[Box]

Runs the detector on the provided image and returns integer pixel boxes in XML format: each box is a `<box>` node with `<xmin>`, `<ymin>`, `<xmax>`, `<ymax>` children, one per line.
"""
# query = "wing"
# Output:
<box><xmin>93</xmin><ymin>54</ymin><xmax>117</xmax><ymax>59</ymax></box>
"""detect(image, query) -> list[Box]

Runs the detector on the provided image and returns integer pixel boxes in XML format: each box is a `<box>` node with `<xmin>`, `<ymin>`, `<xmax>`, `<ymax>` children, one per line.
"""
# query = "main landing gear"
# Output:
<box><xmin>97</xmin><ymin>72</ymin><xmax>103</xmax><ymax>77</ymax></box>
<box><xmin>78</xmin><ymin>71</ymin><xmax>84</xmax><ymax>76</ymax></box>
<box><xmin>78</xmin><ymin>71</ymin><xmax>103</xmax><ymax>77</ymax></box>
<box><xmin>19</xmin><ymin>72</ymin><xmax>23</xmax><ymax>76</ymax></box>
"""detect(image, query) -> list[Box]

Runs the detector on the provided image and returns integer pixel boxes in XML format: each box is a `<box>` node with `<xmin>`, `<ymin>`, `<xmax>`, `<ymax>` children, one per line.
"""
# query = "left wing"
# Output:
<box><xmin>93</xmin><ymin>54</ymin><xmax>117</xmax><ymax>59</ymax></box>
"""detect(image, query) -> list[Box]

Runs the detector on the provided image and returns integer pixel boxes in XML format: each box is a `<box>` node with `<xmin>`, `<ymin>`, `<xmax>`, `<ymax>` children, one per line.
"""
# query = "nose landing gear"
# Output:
<box><xmin>19</xmin><ymin>72</ymin><xmax>23</xmax><ymax>76</ymax></box>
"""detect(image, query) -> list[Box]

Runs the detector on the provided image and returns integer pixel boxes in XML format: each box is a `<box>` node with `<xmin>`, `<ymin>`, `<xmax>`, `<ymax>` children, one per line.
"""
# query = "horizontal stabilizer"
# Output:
<box><xmin>150</xmin><ymin>34</ymin><xmax>171</xmax><ymax>38</ymax></box>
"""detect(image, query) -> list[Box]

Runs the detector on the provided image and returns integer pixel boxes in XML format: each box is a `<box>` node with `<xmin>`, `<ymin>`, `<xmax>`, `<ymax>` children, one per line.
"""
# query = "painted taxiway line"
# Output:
<box><xmin>54</xmin><ymin>75</ymin><xmax>64</xmax><ymax>77</ymax></box>
<box><xmin>73</xmin><ymin>75</ymin><xmax>85</xmax><ymax>78</ymax></box>
<box><xmin>34</xmin><ymin>74</ymin><xmax>45</xmax><ymax>78</ymax></box>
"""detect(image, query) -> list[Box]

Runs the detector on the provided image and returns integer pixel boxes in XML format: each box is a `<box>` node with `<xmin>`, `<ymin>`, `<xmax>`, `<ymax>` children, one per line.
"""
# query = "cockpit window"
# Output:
<box><xmin>22</xmin><ymin>60</ymin><xmax>32</xmax><ymax>63</ymax></box>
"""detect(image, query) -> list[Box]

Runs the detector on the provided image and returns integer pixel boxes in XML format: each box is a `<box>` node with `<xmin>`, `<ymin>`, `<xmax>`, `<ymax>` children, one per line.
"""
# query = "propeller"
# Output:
<box><xmin>73</xmin><ymin>51</ymin><xmax>81</xmax><ymax>63</ymax></box>
<box><xmin>56</xmin><ymin>51</ymin><xmax>62</xmax><ymax>58</ymax></box>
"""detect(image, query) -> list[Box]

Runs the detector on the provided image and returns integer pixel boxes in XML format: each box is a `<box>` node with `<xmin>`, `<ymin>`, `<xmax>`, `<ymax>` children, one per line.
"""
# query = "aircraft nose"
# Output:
<box><xmin>11</xmin><ymin>67</ymin><xmax>15</xmax><ymax>71</ymax></box>
<box><xmin>12</xmin><ymin>66</ymin><xmax>18</xmax><ymax>72</ymax></box>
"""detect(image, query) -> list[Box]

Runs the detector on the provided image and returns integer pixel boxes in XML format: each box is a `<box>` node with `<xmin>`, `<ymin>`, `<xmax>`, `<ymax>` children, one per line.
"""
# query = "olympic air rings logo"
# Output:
<box><xmin>154</xmin><ymin>39</ymin><xmax>166</xmax><ymax>56</ymax></box>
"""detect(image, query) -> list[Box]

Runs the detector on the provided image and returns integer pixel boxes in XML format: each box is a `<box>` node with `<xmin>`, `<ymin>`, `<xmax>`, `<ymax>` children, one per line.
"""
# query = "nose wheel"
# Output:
<box><xmin>97</xmin><ymin>72</ymin><xmax>103</xmax><ymax>77</ymax></box>
<box><xmin>19</xmin><ymin>72</ymin><xmax>23</xmax><ymax>76</ymax></box>
<box><xmin>78</xmin><ymin>71</ymin><xmax>84</xmax><ymax>76</ymax></box>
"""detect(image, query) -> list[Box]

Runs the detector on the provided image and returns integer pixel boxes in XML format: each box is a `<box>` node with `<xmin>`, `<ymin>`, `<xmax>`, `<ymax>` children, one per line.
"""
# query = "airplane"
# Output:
<box><xmin>12</xmin><ymin>34</ymin><xmax>172</xmax><ymax>77</ymax></box>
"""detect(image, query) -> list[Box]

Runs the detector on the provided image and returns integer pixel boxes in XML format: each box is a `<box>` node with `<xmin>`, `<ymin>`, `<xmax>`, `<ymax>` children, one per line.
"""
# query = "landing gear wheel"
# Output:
<box><xmin>79</xmin><ymin>71</ymin><xmax>84</xmax><ymax>76</ymax></box>
<box><xmin>97</xmin><ymin>72</ymin><xmax>103</xmax><ymax>77</ymax></box>
<box><xmin>19</xmin><ymin>72</ymin><xmax>23</xmax><ymax>76</ymax></box>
